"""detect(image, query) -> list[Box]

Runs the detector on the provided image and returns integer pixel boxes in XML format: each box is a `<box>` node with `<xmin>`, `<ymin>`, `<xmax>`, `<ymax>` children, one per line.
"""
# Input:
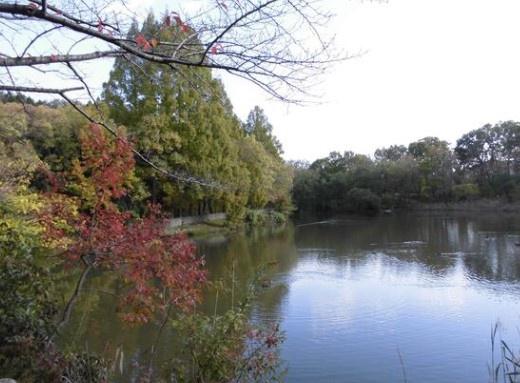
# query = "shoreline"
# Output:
<box><xmin>409</xmin><ymin>199</ymin><xmax>520</xmax><ymax>213</ymax></box>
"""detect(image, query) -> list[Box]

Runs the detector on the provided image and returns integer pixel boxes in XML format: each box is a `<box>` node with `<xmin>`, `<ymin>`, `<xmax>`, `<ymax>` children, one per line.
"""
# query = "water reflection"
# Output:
<box><xmin>279</xmin><ymin>213</ymin><xmax>520</xmax><ymax>383</ymax></box>
<box><xmin>294</xmin><ymin>213</ymin><xmax>520</xmax><ymax>284</ymax></box>
<box><xmin>62</xmin><ymin>212</ymin><xmax>520</xmax><ymax>382</ymax></box>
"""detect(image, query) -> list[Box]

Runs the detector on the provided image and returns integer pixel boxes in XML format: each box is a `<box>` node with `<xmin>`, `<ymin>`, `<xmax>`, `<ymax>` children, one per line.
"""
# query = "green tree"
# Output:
<box><xmin>455</xmin><ymin>125</ymin><xmax>501</xmax><ymax>186</ymax></box>
<box><xmin>103</xmin><ymin>15</ymin><xmax>292</xmax><ymax>220</ymax></box>
<box><xmin>103</xmin><ymin>15</ymin><xmax>241</xmax><ymax>216</ymax></box>
<box><xmin>244</xmin><ymin>106</ymin><xmax>283</xmax><ymax>158</ymax></box>
<box><xmin>374</xmin><ymin>145</ymin><xmax>407</xmax><ymax>161</ymax></box>
<box><xmin>408</xmin><ymin>137</ymin><xmax>454</xmax><ymax>201</ymax></box>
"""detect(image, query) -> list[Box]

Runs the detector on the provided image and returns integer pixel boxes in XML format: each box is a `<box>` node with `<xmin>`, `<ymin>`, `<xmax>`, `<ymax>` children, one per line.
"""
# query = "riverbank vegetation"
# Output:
<box><xmin>0</xmin><ymin>92</ymin><xmax>292</xmax><ymax>225</ymax></box>
<box><xmin>0</xmin><ymin>117</ymin><xmax>285</xmax><ymax>381</ymax></box>
<box><xmin>2</xmin><ymin>0</ymin><xmax>520</xmax><ymax>381</ymax></box>
<box><xmin>0</xmin><ymin>1</ymin><xmax>315</xmax><ymax>380</ymax></box>
<box><xmin>292</xmin><ymin>122</ymin><xmax>520</xmax><ymax>214</ymax></box>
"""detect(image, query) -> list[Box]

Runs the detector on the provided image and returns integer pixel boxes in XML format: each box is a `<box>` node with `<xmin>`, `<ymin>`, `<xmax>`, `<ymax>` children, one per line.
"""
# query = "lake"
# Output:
<box><xmin>62</xmin><ymin>212</ymin><xmax>520</xmax><ymax>382</ymax></box>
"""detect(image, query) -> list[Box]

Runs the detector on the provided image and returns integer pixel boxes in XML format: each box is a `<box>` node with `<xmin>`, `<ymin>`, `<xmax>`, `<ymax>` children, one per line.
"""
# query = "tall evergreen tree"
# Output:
<box><xmin>244</xmin><ymin>106</ymin><xmax>283</xmax><ymax>158</ymax></box>
<box><xmin>102</xmin><ymin>14</ymin><xmax>291</xmax><ymax>218</ymax></box>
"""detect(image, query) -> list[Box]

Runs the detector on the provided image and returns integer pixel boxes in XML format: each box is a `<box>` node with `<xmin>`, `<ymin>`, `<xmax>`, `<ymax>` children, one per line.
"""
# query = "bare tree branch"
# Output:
<box><xmin>0</xmin><ymin>84</ymin><xmax>83</xmax><ymax>94</ymax></box>
<box><xmin>0</xmin><ymin>49</ymin><xmax>122</xmax><ymax>66</ymax></box>
<box><xmin>200</xmin><ymin>0</ymin><xmax>278</xmax><ymax>62</ymax></box>
<box><xmin>54</xmin><ymin>262</ymin><xmax>92</xmax><ymax>336</ymax></box>
<box><xmin>20</xmin><ymin>25</ymin><xmax>62</xmax><ymax>57</ymax></box>
<box><xmin>0</xmin><ymin>1</ymin><xmax>341</xmax><ymax>100</ymax></box>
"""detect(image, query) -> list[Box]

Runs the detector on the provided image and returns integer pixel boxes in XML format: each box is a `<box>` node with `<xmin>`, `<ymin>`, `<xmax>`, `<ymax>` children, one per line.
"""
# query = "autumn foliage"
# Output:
<box><xmin>135</xmin><ymin>11</ymin><xmax>190</xmax><ymax>51</ymax></box>
<box><xmin>41</xmin><ymin>124</ymin><xmax>206</xmax><ymax>323</ymax></box>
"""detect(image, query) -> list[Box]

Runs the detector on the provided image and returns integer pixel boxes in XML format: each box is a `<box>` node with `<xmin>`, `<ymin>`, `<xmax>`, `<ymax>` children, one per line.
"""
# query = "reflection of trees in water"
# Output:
<box><xmin>57</xmin><ymin>271</ymin><xmax>159</xmax><ymax>379</ymax></box>
<box><xmin>198</xmin><ymin>224</ymin><xmax>298</xmax><ymax>317</ymax></box>
<box><xmin>60</xmin><ymin>225</ymin><xmax>299</xmax><ymax>381</ymax></box>
<box><xmin>294</xmin><ymin>213</ymin><xmax>520</xmax><ymax>283</ymax></box>
<box><xmin>59</xmin><ymin>213</ymin><xmax>520</xmax><ymax>380</ymax></box>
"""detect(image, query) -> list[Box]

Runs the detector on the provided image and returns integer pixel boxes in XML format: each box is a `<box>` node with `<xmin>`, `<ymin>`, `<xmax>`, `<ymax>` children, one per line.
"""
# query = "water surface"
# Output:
<box><xmin>64</xmin><ymin>212</ymin><xmax>520</xmax><ymax>382</ymax></box>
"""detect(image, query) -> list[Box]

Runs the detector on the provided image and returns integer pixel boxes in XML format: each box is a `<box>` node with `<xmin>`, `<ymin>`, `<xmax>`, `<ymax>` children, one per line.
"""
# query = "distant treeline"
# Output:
<box><xmin>292</xmin><ymin>122</ymin><xmax>520</xmax><ymax>214</ymax></box>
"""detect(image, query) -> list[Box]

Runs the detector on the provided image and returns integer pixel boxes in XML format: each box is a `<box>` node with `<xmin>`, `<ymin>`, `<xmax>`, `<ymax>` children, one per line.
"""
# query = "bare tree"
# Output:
<box><xmin>0</xmin><ymin>0</ymin><xmax>342</xmax><ymax>184</ymax></box>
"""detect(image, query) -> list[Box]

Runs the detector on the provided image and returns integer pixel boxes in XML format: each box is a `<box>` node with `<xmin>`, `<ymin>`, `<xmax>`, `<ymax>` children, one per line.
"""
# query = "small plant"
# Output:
<box><xmin>268</xmin><ymin>210</ymin><xmax>287</xmax><ymax>225</ymax></box>
<box><xmin>452</xmin><ymin>183</ymin><xmax>480</xmax><ymax>201</ymax></box>
<box><xmin>245</xmin><ymin>209</ymin><xmax>267</xmax><ymax>226</ymax></box>
<box><xmin>166</xmin><ymin>268</ymin><xmax>285</xmax><ymax>382</ymax></box>
<box><xmin>346</xmin><ymin>187</ymin><xmax>381</xmax><ymax>214</ymax></box>
<box><xmin>245</xmin><ymin>209</ymin><xmax>287</xmax><ymax>226</ymax></box>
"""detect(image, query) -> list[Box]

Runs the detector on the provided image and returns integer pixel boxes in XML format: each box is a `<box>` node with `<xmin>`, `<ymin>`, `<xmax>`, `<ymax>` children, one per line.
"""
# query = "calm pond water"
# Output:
<box><xmin>62</xmin><ymin>212</ymin><xmax>520</xmax><ymax>382</ymax></box>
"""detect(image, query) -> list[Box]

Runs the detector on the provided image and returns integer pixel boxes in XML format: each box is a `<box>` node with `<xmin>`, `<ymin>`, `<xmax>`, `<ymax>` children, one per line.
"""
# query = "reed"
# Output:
<box><xmin>489</xmin><ymin>322</ymin><xmax>520</xmax><ymax>383</ymax></box>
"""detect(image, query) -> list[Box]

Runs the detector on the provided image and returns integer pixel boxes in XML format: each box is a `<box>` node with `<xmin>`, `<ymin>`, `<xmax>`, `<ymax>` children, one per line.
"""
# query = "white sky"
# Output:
<box><xmin>222</xmin><ymin>0</ymin><xmax>520</xmax><ymax>161</ymax></box>
<box><xmin>7</xmin><ymin>0</ymin><xmax>520</xmax><ymax>162</ymax></box>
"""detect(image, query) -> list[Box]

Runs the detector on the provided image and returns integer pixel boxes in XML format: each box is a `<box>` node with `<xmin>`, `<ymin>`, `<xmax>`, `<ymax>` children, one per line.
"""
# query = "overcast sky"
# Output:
<box><xmin>219</xmin><ymin>0</ymin><xmax>520</xmax><ymax>161</ymax></box>
<box><xmin>9</xmin><ymin>0</ymin><xmax>520</xmax><ymax>162</ymax></box>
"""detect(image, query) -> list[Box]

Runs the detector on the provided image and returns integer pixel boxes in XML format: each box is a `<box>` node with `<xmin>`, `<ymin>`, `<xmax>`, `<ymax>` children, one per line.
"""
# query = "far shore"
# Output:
<box><xmin>410</xmin><ymin>199</ymin><xmax>520</xmax><ymax>213</ymax></box>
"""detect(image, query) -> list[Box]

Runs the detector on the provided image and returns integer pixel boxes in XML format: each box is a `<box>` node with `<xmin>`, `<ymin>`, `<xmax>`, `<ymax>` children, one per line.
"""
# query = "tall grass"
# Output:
<box><xmin>489</xmin><ymin>323</ymin><xmax>520</xmax><ymax>383</ymax></box>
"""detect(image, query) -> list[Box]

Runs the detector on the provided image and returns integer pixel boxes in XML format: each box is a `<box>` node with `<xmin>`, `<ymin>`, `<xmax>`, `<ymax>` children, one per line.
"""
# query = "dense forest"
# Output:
<box><xmin>0</xmin><ymin>98</ymin><xmax>291</xmax><ymax>223</ymax></box>
<box><xmin>0</xmin><ymin>18</ymin><xmax>292</xmax><ymax>224</ymax></box>
<box><xmin>292</xmin><ymin>122</ymin><xmax>520</xmax><ymax>214</ymax></box>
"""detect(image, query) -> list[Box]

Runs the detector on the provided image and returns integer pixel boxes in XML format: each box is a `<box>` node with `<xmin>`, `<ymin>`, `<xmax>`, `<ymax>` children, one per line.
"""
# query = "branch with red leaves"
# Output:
<box><xmin>0</xmin><ymin>0</ymin><xmax>342</xmax><ymax>102</ymax></box>
<box><xmin>40</xmin><ymin>124</ymin><xmax>206</xmax><ymax>325</ymax></box>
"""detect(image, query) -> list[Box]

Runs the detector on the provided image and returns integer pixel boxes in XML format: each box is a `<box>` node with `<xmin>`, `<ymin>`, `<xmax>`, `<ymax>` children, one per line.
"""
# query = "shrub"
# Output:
<box><xmin>245</xmin><ymin>209</ymin><xmax>267</xmax><ymax>226</ymax></box>
<box><xmin>452</xmin><ymin>183</ymin><xmax>480</xmax><ymax>201</ymax></box>
<box><xmin>245</xmin><ymin>209</ymin><xmax>287</xmax><ymax>226</ymax></box>
<box><xmin>168</xmin><ymin>274</ymin><xmax>284</xmax><ymax>383</ymax></box>
<box><xmin>346</xmin><ymin>188</ymin><xmax>381</xmax><ymax>214</ymax></box>
<box><xmin>0</xmin><ymin>255</ymin><xmax>61</xmax><ymax>382</ymax></box>
<box><xmin>268</xmin><ymin>210</ymin><xmax>287</xmax><ymax>225</ymax></box>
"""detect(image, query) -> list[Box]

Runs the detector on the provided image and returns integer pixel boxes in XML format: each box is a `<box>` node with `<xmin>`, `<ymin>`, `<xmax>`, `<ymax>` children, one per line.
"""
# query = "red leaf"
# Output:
<box><xmin>172</xmin><ymin>12</ymin><xmax>189</xmax><ymax>33</ymax></box>
<box><xmin>135</xmin><ymin>34</ymin><xmax>151</xmax><ymax>51</ymax></box>
<box><xmin>210</xmin><ymin>43</ymin><xmax>223</xmax><ymax>55</ymax></box>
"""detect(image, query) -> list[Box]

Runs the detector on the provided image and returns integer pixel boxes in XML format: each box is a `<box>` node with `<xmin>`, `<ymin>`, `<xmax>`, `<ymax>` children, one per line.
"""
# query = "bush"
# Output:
<box><xmin>452</xmin><ymin>183</ymin><xmax>480</xmax><ymax>201</ymax></box>
<box><xmin>0</xmin><ymin>255</ymin><xmax>110</xmax><ymax>383</ymax></box>
<box><xmin>268</xmin><ymin>210</ymin><xmax>287</xmax><ymax>225</ymax></box>
<box><xmin>245</xmin><ymin>209</ymin><xmax>287</xmax><ymax>226</ymax></box>
<box><xmin>0</xmin><ymin>255</ymin><xmax>61</xmax><ymax>382</ymax></box>
<box><xmin>381</xmin><ymin>192</ymin><xmax>398</xmax><ymax>209</ymax></box>
<box><xmin>245</xmin><ymin>209</ymin><xmax>267</xmax><ymax>226</ymax></box>
<box><xmin>169</xmin><ymin>274</ymin><xmax>284</xmax><ymax>383</ymax></box>
<box><xmin>346</xmin><ymin>188</ymin><xmax>381</xmax><ymax>214</ymax></box>
<box><xmin>490</xmin><ymin>174</ymin><xmax>520</xmax><ymax>202</ymax></box>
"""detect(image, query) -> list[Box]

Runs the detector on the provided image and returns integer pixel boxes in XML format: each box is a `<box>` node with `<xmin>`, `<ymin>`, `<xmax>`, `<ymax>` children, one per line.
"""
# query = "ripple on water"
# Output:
<box><xmin>260</xmin><ymin>220</ymin><xmax>520</xmax><ymax>382</ymax></box>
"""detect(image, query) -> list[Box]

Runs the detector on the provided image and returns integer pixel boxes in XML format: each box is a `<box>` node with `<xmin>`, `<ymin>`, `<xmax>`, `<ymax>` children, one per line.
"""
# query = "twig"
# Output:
<box><xmin>54</xmin><ymin>263</ymin><xmax>93</xmax><ymax>336</ymax></box>
<box><xmin>397</xmin><ymin>347</ymin><xmax>408</xmax><ymax>383</ymax></box>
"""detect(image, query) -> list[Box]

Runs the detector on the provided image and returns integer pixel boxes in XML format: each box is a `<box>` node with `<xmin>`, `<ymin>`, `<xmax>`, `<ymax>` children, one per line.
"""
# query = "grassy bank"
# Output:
<box><xmin>169</xmin><ymin>209</ymin><xmax>288</xmax><ymax>239</ymax></box>
<box><xmin>180</xmin><ymin>220</ymin><xmax>233</xmax><ymax>238</ymax></box>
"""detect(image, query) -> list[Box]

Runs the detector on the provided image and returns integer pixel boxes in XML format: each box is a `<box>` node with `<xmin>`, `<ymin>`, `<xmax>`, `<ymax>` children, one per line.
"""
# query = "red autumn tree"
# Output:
<box><xmin>41</xmin><ymin>124</ymin><xmax>206</xmax><ymax>324</ymax></box>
